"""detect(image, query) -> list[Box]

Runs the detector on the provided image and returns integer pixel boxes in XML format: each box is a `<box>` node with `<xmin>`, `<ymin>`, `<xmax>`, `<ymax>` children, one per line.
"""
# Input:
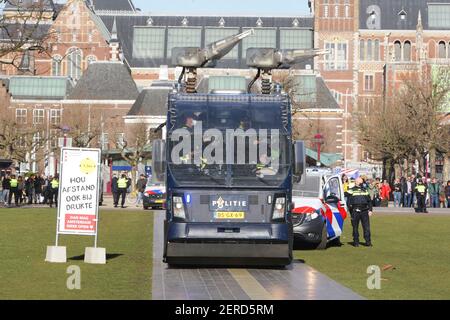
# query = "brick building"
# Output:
<box><xmin>2</xmin><ymin>0</ymin><xmax>449</xmax><ymax>177</ymax></box>
<box><xmin>311</xmin><ymin>0</ymin><xmax>450</xmax><ymax>177</ymax></box>
<box><xmin>2</xmin><ymin>61</ymin><xmax>137</xmax><ymax>174</ymax></box>
<box><xmin>1</xmin><ymin>0</ymin><xmax>114</xmax><ymax>80</ymax></box>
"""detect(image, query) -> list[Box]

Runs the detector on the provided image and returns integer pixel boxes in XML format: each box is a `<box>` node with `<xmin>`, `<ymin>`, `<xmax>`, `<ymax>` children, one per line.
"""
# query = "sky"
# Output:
<box><xmin>132</xmin><ymin>0</ymin><xmax>311</xmax><ymax>16</ymax></box>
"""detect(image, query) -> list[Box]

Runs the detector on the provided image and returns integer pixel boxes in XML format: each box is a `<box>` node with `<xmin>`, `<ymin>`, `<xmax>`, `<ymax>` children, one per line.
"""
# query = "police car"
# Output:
<box><xmin>292</xmin><ymin>173</ymin><xmax>348</xmax><ymax>249</ymax></box>
<box><xmin>143</xmin><ymin>182</ymin><xmax>166</xmax><ymax>210</ymax></box>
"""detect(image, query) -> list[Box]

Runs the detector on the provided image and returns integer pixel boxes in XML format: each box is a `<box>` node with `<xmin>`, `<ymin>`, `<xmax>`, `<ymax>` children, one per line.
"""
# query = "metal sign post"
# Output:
<box><xmin>45</xmin><ymin>148</ymin><xmax>106</xmax><ymax>264</ymax></box>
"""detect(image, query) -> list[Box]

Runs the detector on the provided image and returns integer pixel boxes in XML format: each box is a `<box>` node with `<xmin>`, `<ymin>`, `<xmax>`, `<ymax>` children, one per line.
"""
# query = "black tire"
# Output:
<box><xmin>316</xmin><ymin>223</ymin><xmax>328</xmax><ymax>250</ymax></box>
<box><xmin>143</xmin><ymin>205</ymin><xmax>149</xmax><ymax>210</ymax></box>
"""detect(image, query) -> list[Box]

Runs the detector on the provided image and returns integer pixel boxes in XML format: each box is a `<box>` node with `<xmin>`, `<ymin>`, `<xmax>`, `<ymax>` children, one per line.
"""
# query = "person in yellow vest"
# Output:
<box><xmin>415</xmin><ymin>178</ymin><xmax>428</xmax><ymax>213</ymax></box>
<box><xmin>115</xmin><ymin>174</ymin><xmax>129</xmax><ymax>208</ymax></box>
<box><xmin>8</xmin><ymin>174</ymin><xmax>19</xmax><ymax>207</ymax></box>
<box><xmin>49</xmin><ymin>175</ymin><xmax>59</xmax><ymax>208</ymax></box>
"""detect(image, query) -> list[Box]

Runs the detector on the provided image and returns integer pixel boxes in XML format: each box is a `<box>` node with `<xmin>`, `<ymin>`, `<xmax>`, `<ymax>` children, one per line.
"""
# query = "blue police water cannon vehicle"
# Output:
<box><xmin>152</xmin><ymin>31</ymin><xmax>325</xmax><ymax>266</ymax></box>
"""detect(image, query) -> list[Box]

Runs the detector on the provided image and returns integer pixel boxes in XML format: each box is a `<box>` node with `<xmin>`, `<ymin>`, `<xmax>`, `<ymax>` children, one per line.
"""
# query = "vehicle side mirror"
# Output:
<box><xmin>293</xmin><ymin>141</ymin><xmax>306</xmax><ymax>181</ymax></box>
<box><xmin>152</xmin><ymin>139</ymin><xmax>166</xmax><ymax>183</ymax></box>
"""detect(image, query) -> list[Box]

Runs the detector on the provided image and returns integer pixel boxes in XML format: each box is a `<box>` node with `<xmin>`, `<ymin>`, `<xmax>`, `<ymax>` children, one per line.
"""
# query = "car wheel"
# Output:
<box><xmin>316</xmin><ymin>223</ymin><xmax>328</xmax><ymax>250</ymax></box>
<box><xmin>143</xmin><ymin>206</ymin><xmax>149</xmax><ymax>210</ymax></box>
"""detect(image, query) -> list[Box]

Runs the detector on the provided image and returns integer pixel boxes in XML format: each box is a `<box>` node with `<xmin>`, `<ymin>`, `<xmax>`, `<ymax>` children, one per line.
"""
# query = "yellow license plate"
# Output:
<box><xmin>215</xmin><ymin>212</ymin><xmax>245</xmax><ymax>219</ymax></box>
<box><xmin>154</xmin><ymin>200</ymin><xmax>164</xmax><ymax>204</ymax></box>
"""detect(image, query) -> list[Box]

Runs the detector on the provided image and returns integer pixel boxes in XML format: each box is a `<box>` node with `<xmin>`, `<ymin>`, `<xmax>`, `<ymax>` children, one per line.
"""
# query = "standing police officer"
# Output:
<box><xmin>347</xmin><ymin>177</ymin><xmax>373</xmax><ymax>247</ymax></box>
<box><xmin>8</xmin><ymin>174</ymin><xmax>19</xmax><ymax>207</ymax></box>
<box><xmin>116</xmin><ymin>174</ymin><xmax>128</xmax><ymax>208</ymax></box>
<box><xmin>415</xmin><ymin>178</ymin><xmax>428</xmax><ymax>213</ymax></box>
<box><xmin>49</xmin><ymin>175</ymin><xmax>59</xmax><ymax>208</ymax></box>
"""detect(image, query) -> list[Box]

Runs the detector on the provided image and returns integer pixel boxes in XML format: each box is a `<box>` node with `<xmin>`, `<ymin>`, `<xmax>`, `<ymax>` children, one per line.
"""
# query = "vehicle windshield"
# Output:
<box><xmin>167</xmin><ymin>97</ymin><xmax>290</xmax><ymax>188</ymax></box>
<box><xmin>293</xmin><ymin>175</ymin><xmax>322</xmax><ymax>198</ymax></box>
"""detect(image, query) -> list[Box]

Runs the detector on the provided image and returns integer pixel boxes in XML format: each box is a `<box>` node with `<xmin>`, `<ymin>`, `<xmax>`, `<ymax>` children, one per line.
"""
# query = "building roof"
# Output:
<box><xmin>306</xmin><ymin>148</ymin><xmax>342</xmax><ymax>167</ymax></box>
<box><xmin>315</xmin><ymin>77</ymin><xmax>340</xmax><ymax>109</ymax></box>
<box><xmin>127</xmin><ymin>85</ymin><xmax>173</xmax><ymax>116</ymax></box>
<box><xmin>8</xmin><ymin>76</ymin><xmax>73</xmax><ymax>100</ymax></box>
<box><xmin>68</xmin><ymin>62</ymin><xmax>139</xmax><ymax>100</ymax></box>
<box><xmin>359</xmin><ymin>0</ymin><xmax>450</xmax><ymax>30</ymax></box>
<box><xmin>98</xmin><ymin>15</ymin><xmax>314</xmax><ymax>69</ymax></box>
<box><xmin>292</xmin><ymin>76</ymin><xmax>340</xmax><ymax>110</ymax></box>
<box><xmin>87</xmin><ymin>0</ymin><xmax>136</xmax><ymax>13</ymax></box>
<box><xmin>0</xmin><ymin>23</ymin><xmax>51</xmax><ymax>42</ymax></box>
<box><xmin>4</xmin><ymin>0</ymin><xmax>56</xmax><ymax>12</ymax></box>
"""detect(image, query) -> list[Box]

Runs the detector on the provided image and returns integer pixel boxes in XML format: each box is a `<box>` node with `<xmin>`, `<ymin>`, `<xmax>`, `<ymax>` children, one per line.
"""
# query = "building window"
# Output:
<box><xmin>50</xmin><ymin>129</ymin><xmax>59</xmax><ymax>149</ymax></box>
<box><xmin>364</xmin><ymin>74</ymin><xmax>374</xmax><ymax>91</ymax></box>
<box><xmin>242</xmin><ymin>28</ymin><xmax>276</xmax><ymax>58</ymax></box>
<box><xmin>100</xmin><ymin>133</ymin><xmax>109</xmax><ymax>150</ymax></box>
<box><xmin>335</xmin><ymin>5</ymin><xmax>339</xmax><ymax>17</ymax></box>
<box><xmin>16</xmin><ymin>109</ymin><xmax>27</xmax><ymax>124</ymax></box>
<box><xmin>394</xmin><ymin>41</ymin><xmax>402</xmax><ymax>61</ymax></box>
<box><xmin>364</xmin><ymin>98</ymin><xmax>374</xmax><ymax>114</ymax></box>
<box><xmin>205</xmin><ymin>28</ymin><xmax>240</xmax><ymax>59</ymax></box>
<box><xmin>67</xmin><ymin>48</ymin><xmax>82</xmax><ymax>81</ymax></box>
<box><xmin>132</xmin><ymin>27</ymin><xmax>166</xmax><ymax>59</ymax></box>
<box><xmin>331</xmin><ymin>89</ymin><xmax>342</xmax><ymax>104</ymax></box>
<box><xmin>403</xmin><ymin>41</ymin><xmax>411</xmax><ymax>61</ymax></box>
<box><xmin>294</xmin><ymin>75</ymin><xmax>316</xmax><ymax>103</ymax></box>
<box><xmin>438</xmin><ymin>41</ymin><xmax>447</xmax><ymax>59</ymax></box>
<box><xmin>360</xmin><ymin>39</ymin><xmax>365</xmax><ymax>60</ymax></box>
<box><xmin>33</xmin><ymin>132</ymin><xmax>41</xmax><ymax>144</ymax></box>
<box><xmin>33</xmin><ymin>109</ymin><xmax>44</xmax><ymax>125</ymax></box>
<box><xmin>116</xmin><ymin>133</ymin><xmax>125</xmax><ymax>146</ymax></box>
<box><xmin>324</xmin><ymin>42</ymin><xmax>348</xmax><ymax>70</ymax></box>
<box><xmin>345</xmin><ymin>5</ymin><xmax>350</xmax><ymax>18</ymax></box>
<box><xmin>167</xmin><ymin>28</ymin><xmax>202</xmax><ymax>58</ymax></box>
<box><xmin>374</xmin><ymin>39</ymin><xmax>380</xmax><ymax>60</ymax></box>
<box><xmin>280</xmin><ymin>29</ymin><xmax>313</xmax><ymax>50</ymax></box>
<box><xmin>428</xmin><ymin>4</ymin><xmax>450</xmax><ymax>29</ymax></box>
<box><xmin>52</xmin><ymin>55</ymin><xmax>62</xmax><ymax>76</ymax></box>
<box><xmin>367</xmin><ymin>39</ymin><xmax>373</xmax><ymax>61</ymax></box>
<box><xmin>50</xmin><ymin>109</ymin><xmax>61</xmax><ymax>126</ymax></box>
<box><xmin>324</xmin><ymin>5</ymin><xmax>329</xmax><ymax>17</ymax></box>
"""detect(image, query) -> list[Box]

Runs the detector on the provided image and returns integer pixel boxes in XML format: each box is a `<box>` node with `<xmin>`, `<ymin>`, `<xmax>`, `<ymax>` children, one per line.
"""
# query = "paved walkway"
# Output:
<box><xmin>151</xmin><ymin>212</ymin><xmax>364</xmax><ymax>300</ymax></box>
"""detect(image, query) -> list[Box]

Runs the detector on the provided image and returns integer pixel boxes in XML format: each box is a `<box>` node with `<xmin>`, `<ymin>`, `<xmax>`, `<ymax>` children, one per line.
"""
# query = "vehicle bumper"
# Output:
<box><xmin>165</xmin><ymin>222</ymin><xmax>292</xmax><ymax>266</ymax></box>
<box><xmin>293</xmin><ymin>216</ymin><xmax>324</xmax><ymax>244</ymax></box>
<box><xmin>143</xmin><ymin>197</ymin><xmax>165</xmax><ymax>208</ymax></box>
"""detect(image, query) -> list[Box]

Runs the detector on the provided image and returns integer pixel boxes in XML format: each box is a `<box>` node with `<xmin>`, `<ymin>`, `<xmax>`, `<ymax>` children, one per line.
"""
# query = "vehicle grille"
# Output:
<box><xmin>148</xmin><ymin>193</ymin><xmax>165</xmax><ymax>200</ymax></box>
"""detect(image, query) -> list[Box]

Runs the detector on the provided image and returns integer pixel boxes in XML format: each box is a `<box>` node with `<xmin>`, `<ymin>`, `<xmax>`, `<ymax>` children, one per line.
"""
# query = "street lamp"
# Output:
<box><xmin>312</xmin><ymin>133</ymin><xmax>325</xmax><ymax>167</ymax></box>
<box><xmin>61</xmin><ymin>125</ymin><xmax>70</xmax><ymax>147</ymax></box>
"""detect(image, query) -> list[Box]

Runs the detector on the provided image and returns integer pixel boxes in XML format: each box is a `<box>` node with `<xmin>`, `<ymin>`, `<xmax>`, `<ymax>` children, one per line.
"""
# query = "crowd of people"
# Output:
<box><xmin>342</xmin><ymin>174</ymin><xmax>450</xmax><ymax>211</ymax></box>
<box><xmin>1</xmin><ymin>174</ymin><xmax>59</xmax><ymax>208</ymax></box>
<box><xmin>1</xmin><ymin>171</ymin><xmax>151</xmax><ymax>210</ymax></box>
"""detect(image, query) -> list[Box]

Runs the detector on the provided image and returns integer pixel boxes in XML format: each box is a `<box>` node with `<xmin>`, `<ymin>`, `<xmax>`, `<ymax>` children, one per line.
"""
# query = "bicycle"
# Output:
<box><xmin>126</xmin><ymin>189</ymin><xmax>139</xmax><ymax>206</ymax></box>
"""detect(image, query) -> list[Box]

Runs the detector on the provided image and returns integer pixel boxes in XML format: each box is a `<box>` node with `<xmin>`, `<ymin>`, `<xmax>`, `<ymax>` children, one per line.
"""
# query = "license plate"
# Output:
<box><xmin>154</xmin><ymin>200</ymin><xmax>164</xmax><ymax>204</ymax></box>
<box><xmin>214</xmin><ymin>212</ymin><xmax>245</xmax><ymax>219</ymax></box>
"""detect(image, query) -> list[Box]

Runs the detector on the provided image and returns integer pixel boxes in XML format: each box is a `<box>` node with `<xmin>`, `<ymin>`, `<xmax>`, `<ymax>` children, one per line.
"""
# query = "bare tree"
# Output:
<box><xmin>0</xmin><ymin>114</ymin><xmax>48</xmax><ymax>166</ymax></box>
<box><xmin>401</xmin><ymin>69</ymin><xmax>450</xmax><ymax>177</ymax></box>
<box><xmin>357</xmin><ymin>69</ymin><xmax>450</xmax><ymax>179</ymax></box>
<box><xmin>55</xmin><ymin>108</ymin><xmax>102</xmax><ymax>148</ymax></box>
<box><xmin>112</xmin><ymin>123</ymin><xmax>158</xmax><ymax>191</ymax></box>
<box><xmin>0</xmin><ymin>0</ymin><xmax>56</xmax><ymax>72</ymax></box>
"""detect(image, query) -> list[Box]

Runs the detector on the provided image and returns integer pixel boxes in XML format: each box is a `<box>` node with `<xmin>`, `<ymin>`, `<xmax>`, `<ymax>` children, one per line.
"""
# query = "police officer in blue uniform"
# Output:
<box><xmin>347</xmin><ymin>177</ymin><xmax>373</xmax><ymax>247</ymax></box>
